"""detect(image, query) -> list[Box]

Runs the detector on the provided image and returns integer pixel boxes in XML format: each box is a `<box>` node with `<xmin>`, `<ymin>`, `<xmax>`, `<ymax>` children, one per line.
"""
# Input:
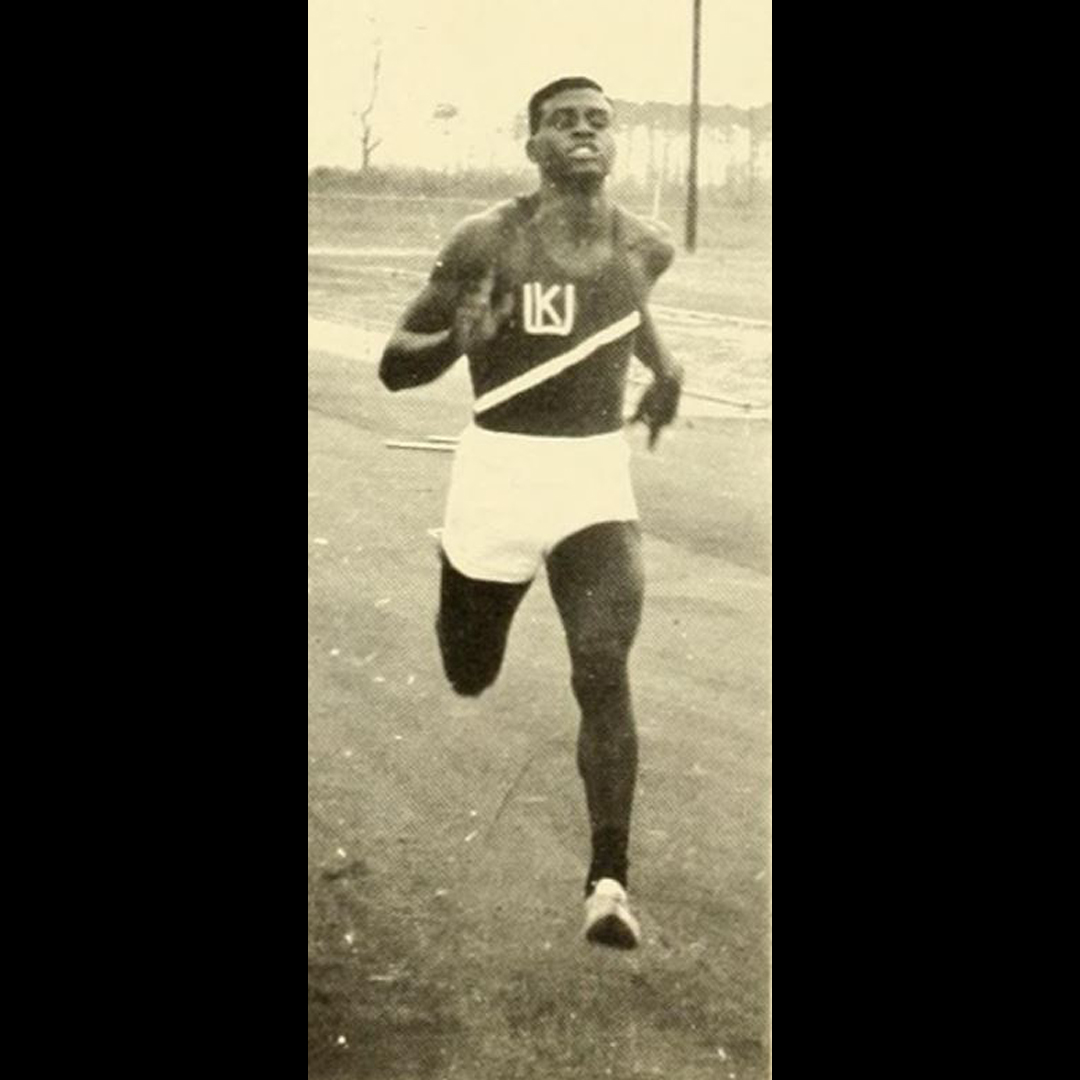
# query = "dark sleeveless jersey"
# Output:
<box><xmin>431</xmin><ymin>195</ymin><xmax>652</xmax><ymax>438</ymax></box>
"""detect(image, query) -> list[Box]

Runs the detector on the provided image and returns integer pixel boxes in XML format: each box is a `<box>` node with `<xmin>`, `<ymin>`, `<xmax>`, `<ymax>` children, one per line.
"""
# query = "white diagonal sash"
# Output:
<box><xmin>472</xmin><ymin>310</ymin><xmax>641</xmax><ymax>415</ymax></box>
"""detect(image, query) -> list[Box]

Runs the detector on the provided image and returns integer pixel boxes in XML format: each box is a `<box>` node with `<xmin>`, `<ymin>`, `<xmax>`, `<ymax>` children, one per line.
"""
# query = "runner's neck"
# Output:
<box><xmin>535</xmin><ymin>181</ymin><xmax>614</xmax><ymax>244</ymax></box>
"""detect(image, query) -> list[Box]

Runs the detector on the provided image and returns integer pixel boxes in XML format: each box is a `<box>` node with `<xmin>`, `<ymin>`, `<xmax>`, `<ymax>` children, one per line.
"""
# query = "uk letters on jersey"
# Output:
<box><xmin>522</xmin><ymin>282</ymin><xmax>576</xmax><ymax>336</ymax></box>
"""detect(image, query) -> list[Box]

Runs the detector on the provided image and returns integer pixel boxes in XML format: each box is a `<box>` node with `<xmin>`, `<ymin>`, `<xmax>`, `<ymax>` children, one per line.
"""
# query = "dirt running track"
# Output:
<box><xmin>308</xmin><ymin>345</ymin><xmax>772</xmax><ymax>1080</ymax></box>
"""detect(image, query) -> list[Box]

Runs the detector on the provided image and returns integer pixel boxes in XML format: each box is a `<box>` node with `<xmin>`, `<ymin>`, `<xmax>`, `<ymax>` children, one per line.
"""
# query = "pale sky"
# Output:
<box><xmin>308</xmin><ymin>0</ymin><xmax>772</xmax><ymax>169</ymax></box>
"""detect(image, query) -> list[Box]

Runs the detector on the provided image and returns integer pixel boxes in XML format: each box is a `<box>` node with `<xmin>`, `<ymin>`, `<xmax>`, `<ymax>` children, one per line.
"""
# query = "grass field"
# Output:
<box><xmin>308</xmin><ymin>193</ymin><xmax>772</xmax><ymax>1079</ymax></box>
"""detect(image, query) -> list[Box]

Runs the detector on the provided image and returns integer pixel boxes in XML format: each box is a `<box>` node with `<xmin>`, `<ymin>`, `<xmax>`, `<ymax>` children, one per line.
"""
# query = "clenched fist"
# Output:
<box><xmin>452</xmin><ymin>270</ymin><xmax>515</xmax><ymax>355</ymax></box>
<box><xmin>630</xmin><ymin>370</ymin><xmax>683</xmax><ymax>449</ymax></box>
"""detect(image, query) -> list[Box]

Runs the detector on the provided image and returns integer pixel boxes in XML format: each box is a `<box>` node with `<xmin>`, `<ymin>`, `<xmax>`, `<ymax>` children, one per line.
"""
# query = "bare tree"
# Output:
<box><xmin>357</xmin><ymin>44</ymin><xmax>383</xmax><ymax>170</ymax></box>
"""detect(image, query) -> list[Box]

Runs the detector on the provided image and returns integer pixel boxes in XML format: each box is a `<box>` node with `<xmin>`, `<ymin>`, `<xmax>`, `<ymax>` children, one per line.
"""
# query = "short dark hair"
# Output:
<box><xmin>528</xmin><ymin>76</ymin><xmax>606</xmax><ymax>134</ymax></box>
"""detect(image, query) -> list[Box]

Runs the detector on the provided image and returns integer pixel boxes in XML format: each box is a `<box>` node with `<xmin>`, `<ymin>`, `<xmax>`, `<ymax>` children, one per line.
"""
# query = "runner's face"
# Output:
<box><xmin>528</xmin><ymin>89</ymin><xmax>616</xmax><ymax>183</ymax></box>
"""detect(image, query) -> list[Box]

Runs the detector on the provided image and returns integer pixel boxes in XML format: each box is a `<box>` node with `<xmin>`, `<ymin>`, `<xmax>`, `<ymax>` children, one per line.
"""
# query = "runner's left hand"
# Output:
<box><xmin>630</xmin><ymin>373</ymin><xmax>682</xmax><ymax>450</ymax></box>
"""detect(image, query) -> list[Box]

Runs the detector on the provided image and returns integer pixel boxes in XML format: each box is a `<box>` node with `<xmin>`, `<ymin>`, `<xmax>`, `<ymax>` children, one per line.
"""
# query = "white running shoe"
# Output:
<box><xmin>583</xmin><ymin>878</ymin><xmax>641</xmax><ymax>949</ymax></box>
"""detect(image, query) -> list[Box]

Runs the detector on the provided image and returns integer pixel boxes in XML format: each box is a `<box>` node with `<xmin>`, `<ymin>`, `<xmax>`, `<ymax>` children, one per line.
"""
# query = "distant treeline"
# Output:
<box><xmin>307</xmin><ymin>165</ymin><xmax>770</xmax><ymax>205</ymax></box>
<box><xmin>608</xmin><ymin>99</ymin><xmax>772</xmax><ymax>136</ymax></box>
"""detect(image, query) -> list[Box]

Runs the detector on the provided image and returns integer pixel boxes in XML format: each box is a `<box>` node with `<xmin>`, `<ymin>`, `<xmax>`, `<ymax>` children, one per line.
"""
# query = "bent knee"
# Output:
<box><xmin>571</xmin><ymin>637</ymin><xmax>632</xmax><ymax>676</ymax></box>
<box><xmin>570</xmin><ymin>646</ymin><xmax>630</xmax><ymax>698</ymax></box>
<box><xmin>438</xmin><ymin>636</ymin><xmax>503</xmax><ymax>697</ymax></box>
<box><xmin>448</xmin><ymin>668</ymin><xmax>498</xmax><ymax>697</ymax></box>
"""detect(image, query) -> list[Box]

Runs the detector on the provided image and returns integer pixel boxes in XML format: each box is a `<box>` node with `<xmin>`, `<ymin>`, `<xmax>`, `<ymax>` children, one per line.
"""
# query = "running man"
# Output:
<box><xmin>379</xmin><ymin>76</ymin><xmax>683</xmax><ymax>948</ymax></box>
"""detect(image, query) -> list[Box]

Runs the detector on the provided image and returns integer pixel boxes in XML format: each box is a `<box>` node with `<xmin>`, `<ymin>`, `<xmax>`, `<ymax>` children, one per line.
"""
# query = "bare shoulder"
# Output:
<box><xmin>618</xmin><ymin>207</ymin><xmax>676</xmax><ymax>281</ymax></box>
<box><xmin>442</xmin><ymin>199</ymin><xmax>524</xmax><ymax>257</ymax></box>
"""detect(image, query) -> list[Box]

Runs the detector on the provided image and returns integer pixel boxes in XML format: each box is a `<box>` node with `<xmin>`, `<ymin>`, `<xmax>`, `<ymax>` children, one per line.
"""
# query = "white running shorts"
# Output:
<box><xmin>441</xmin><ymin>424</ymin><xmax>639</xmax><ymax>584</ymax></box>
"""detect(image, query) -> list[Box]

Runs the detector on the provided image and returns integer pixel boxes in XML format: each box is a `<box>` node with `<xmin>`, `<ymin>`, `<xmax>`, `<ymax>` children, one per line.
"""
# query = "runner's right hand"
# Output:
<box><xmin>452</xmin><ymin>270</ymin><xmax>514</xmax><ymax>355</ymax></box>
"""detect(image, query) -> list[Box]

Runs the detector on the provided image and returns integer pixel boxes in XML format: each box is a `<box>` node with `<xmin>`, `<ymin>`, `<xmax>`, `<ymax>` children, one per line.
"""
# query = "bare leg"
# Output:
<box><xmin>436</xmin><ymin>551</ymin><xmax>532</xmax><ymax>697</ymax></box>
<box><xmin>546</xmin><ymin>521</ymin><xmax>644</xmax><ymax>894</ymax></box>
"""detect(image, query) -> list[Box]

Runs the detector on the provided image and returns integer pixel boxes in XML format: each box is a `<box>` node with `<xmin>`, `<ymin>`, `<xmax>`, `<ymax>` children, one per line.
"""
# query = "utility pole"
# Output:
<box><xmin>685</xmin><ymin>0</ymin><xmax>703</xmax><ymax>251</ymax></box>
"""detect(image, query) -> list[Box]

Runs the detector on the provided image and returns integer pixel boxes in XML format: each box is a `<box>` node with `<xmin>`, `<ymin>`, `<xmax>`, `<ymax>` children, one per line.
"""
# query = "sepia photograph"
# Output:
<box><xmin>309</xmin><ymin>1</ymin><xmax>771</xmax><ymax>1075</ymax></box>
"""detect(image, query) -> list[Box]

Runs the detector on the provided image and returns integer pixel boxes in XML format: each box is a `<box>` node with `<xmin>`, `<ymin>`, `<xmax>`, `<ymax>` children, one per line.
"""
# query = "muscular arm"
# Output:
<box><xmin>625</xmin><ymin>218</ymin><xmax>684</xmax><ymax>446</ymax></box>
<box><xmin>633</xmin><ymin>304</ymin><xmax>684</xmax><ymax>387</ymax></box>
<box><xmin>378</xmin><ymin>280</ymin><xmax>462</xmax><ymax>392</ymax></box>
<box><xmin>379</xmin><ymin>212</ymin><xmax>508</xmax><ymax>392</ymax></box>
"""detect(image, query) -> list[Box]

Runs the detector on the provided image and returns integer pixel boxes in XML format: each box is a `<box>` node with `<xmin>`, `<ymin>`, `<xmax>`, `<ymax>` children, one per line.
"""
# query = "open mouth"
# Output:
<box><xmin>568</xmin><ymin>146</ymin><xmax>599</xmax><ymax>160</ymax></box>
